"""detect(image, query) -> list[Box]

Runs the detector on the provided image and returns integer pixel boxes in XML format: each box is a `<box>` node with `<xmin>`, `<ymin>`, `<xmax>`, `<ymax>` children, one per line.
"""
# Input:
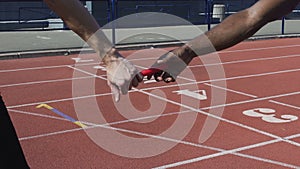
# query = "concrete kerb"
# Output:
<box><xmin>1</xmin><ymin>34</ymin><xmax>300</xmax><ymax>60</ymax></box>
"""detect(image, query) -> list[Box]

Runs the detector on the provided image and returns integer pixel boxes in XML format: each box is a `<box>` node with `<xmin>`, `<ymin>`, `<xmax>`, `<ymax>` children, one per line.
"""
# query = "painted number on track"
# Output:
<box><xmin>242</xmin><ymin>108</ymin><xmax>298</xmax><ymax>123</ymax></box>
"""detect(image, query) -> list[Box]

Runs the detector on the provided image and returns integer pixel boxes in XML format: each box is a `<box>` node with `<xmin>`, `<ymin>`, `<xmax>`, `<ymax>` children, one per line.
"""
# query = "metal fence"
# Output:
<box><xmin>0</xmin><ymin>0</ymin><xmax>299</xmax><ymax>48</ymax></box>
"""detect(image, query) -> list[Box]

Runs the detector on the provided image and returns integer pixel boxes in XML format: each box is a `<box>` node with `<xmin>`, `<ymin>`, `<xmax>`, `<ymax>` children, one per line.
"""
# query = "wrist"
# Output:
<box><xmin>180</xmin><ymin>44</ymin><xmax>198</xmax><ymax>59</ymax></box>
<box><xmin>86</xmin><ymin>30</ymin><xmax>113</xmax><ymax>61</ymax></box>
<box><xmin>102</xmin><ymin>48</ymin><xmax>119</xmax><ymax>65</ymax></box>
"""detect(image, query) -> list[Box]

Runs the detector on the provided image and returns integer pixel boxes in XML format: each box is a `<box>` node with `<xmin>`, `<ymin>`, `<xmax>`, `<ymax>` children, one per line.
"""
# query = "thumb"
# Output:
<box><xmin>108</xmin><ymin>81</ymin><xmax>120</xmax><ymax>102</ymax></box>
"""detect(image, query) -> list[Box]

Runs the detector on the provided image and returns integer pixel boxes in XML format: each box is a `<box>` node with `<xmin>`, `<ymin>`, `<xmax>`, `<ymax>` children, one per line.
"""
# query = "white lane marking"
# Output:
<box><xmin>190</xmin><ymin>54</ymin><xmax>300</xmax><ymax>68</ymax></box>
<box><xmin>220</xmin><ymin>44</ymin><xmax>300</xmax><ymax>54</ymax></box>
<box><xmin>0</xmin><ymin>42</ymin><xmax>300</xmax><ymax>73</ymax></box>
<box><xmin>9</xmin><ymin>108</ymin><xmax>66</xmax><ymax>121</ymax></box>
<box><xmin>19</xmin><ymin>112</ymin><xmax>299</xmax><ymax>168</ymax></box>
<box><xmin>269</xmin><ymin>100</ymin><xmax>300</xmax><ymax>110</ymax></box>
<box><xmin>68</xmin><ymin>66</ymin><xmax>300</xmax><ymax>147</ymax></box>
<box><xmin>4</xmin><ymin>41</ymin><xmax>300</xmax><ymax>168</ymax></box>
<box><xmin>204</xmin><ymin>83</ymin><xmax>258</xmax><ymax>98</ymax></box>
<box><xmin>137</xmin><ymin>89</ymin><xmax>300</xmax><ymax>147</ymax></box>
<box><xmin>153</xmin><ymin>134</ymin><xmax>300</xmax><ymax>169</ymax></box>
<box><xmin>3</xmin><ymin>62</ymin><xmax>300</xmax><ymax>91</ymax></box>
<box><xmin>6</xmin><ymin>65</ymin><xmax>300</xmax><ymax>110</ymax></box>
<box><xmin>6</xmin><ymin>59</ymin><xmax>300</xmax><ymax>148</ymax></box>
<box><xmin>144</xmin><ymin>79</ymin><xmax>157</xmax><ymax>84</ymax></box>
<box><xmin>135</xmin><ymin>66</ymin><xmax>300</xmax><ymax>95</ymax></box>
<box><xmin>10</xmin><ymin>108</ymin><xmax>193</xmax><ymax>132</ymax></box>
<box><xmin>202</xmin><ymin>90</ymin><xmax>300</xmax><ymax>110</ymax></box>
<box><xmin>0</xmin><ymin>65</ymin><xmax>71</xmax><ymax>73</ymax></box>
<box><xmin>0</xmin><ymin>57</ymin><xmax>156</xmax><ymax>73</ymax></box>
<box><xmin>15</xmin><ymin>105</ymin><xmax>300</xmax><ymax>169</ymax></box>
<box><xmin>0</xmin><ymin>76</ymin><xmax>92</xmax><ymax>88</ymax></box>
<box><xmin>7</xmin><ymin>92</ymin><xmax>112</xmax><ymax>109</ymax></box>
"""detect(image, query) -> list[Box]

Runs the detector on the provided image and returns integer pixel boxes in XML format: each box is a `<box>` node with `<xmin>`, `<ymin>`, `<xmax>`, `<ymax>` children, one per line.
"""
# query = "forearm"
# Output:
<box><xmin>185</xmin><ymin>9</ymin><xmax>264</xmax><ymax>57</ymax></box>
<box><xmin>44</xmin><ymin>0</ymin><xmax>112</xmax><ymax>58</ymax></box>
<box><xmin>183</xmin><ymin>0</ymin><xmax>299</xmax><ymax>58</ymax></box>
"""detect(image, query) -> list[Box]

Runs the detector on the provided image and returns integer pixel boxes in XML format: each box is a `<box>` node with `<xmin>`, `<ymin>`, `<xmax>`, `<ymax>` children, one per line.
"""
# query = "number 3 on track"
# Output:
<box><xmin>242</xmin><ymin>108</ymin><xmax>298</xmax><ymax>123</ymax></box>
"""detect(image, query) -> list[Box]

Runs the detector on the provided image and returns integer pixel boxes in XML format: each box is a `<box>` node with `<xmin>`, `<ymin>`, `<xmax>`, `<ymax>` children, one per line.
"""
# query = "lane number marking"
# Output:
<box><xmin>243</xmin><ymin>108</ymin><xmax>298</xmax><ymax>123</ymax></box>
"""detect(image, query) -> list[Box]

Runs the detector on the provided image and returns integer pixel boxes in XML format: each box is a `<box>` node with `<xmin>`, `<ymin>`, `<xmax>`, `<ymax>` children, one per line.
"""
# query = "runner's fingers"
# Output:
<box><xmin>108</xmin><ymin>81</ymin><xmax>120</xmax><ymax>102</ymax></box>
<box><xmin>162</xmin><ymin>72</ymin><xmax>175</xmax><ymax>83</ymax></box>
<box><xmin>131</xmin><ymin>77</ymin><xmax>139</xmax><ymax>88</ymax></box>
<box><xmin>136</xmin><ymin>73</ymin><xmax>143</xmax><ymax>82</ymax></box>
<box><xmin>154</xmin><ymin>71</ymin><xmax>164</xmax><ymax>82</ymax></box>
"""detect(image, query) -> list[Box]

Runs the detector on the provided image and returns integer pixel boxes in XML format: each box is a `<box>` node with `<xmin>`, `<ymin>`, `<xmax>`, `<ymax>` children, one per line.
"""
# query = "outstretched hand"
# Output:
<box><xmin>104</xmin><ymin>48</ymin><xmax>143</xmax><ymax>102</ymax></box>
<box><xmin>145</xmin><ymin>46</ymin><xmax>195</xmax><ymax>83</ymax></box>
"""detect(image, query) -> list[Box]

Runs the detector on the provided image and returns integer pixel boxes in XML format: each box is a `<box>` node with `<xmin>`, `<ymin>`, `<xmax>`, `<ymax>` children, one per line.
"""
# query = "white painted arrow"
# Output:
<box><xmin>173</xmin><ymin>89</ymin><xmax>207</xmax><ymax>100</ymax></box>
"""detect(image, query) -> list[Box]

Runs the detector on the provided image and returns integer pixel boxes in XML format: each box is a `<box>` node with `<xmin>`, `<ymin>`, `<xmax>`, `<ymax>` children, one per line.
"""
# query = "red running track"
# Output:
<box><xmin>1</xmin><ymin>38</ymin><xmax>300</xmax><ymax>169</ymax></box>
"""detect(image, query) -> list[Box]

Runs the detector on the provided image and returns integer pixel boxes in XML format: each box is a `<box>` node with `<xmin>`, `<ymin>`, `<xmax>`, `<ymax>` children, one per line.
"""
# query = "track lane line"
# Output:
<box><xmin>219</xmin><ymin>44</ymin><xmax>300</xmax><ymax>54</ymax></box>
<box><xmin>136</xmin><ymin>66</ymin><xmax>300</xmax><ymax>93</ymax></box>
<box><xmin>3</xmin><ymin>63</ymin><xmax>300</xmax><ymax>91</ymax></box>
<box><xmin>14</xmin><ymin>105</ymin><xmax>300</xmax><ymax>169</ymax></box>
<box><xmin>17</xmin><ymin>112</ymin><xmax>300</xmax><ymax>169</ymax></box>
<box><xmin>6</xmin><ymin>66</ymin><xmax>300</xmax><ymax>146</ymax></box>
<box><xmin>138</xmin><ymin>89</ymin><xmax>300</xmax><ymax>147</ymax></box>
<box><xmin>10</xmin><ymin>108</ymin><xmax>193</xmax><ymax>131</ymax></box>
<box><xmin>7</xmin><ymin>92</ymin><xmax>112</xmax><ymax>109</ymax></box>
<box><xmin>202</xmin><ymin>90</ymin><xmax>300</xmax><ymax>110</ymax></box>
<box><xmin>1</xmin><ymin>43</ymin><xmax>300</xmax><ymax>73</ymax></box>
<box><xmin>0</xmin><ymin>57</ymin><xmax>156</xmax><ymax>73</ymax></box>
<box><xmin>190</xmin><ymin>54</ymin><xmax>300</xmax><ymax>68</ymax></box>
<box><xmin>7</xmin><ymin>66</ymin><xmax>300</xmax><ymax>110</ymax></box>
<box><xmin>0</xmin><ymin>76</ymin><xmax>93</xmax><ymax>88</ymax></box>
<box><xmin>269</xmin><ymin>100</ymin><xmax>300</xmax><ymax>110</ymax></box>
<box><xmin>153</xmin><ymin>133</ymin><xmax>300</xmax><ymax>169</ymax></box>
<box><xmin>4</xmin><ymin>38</ymin><xmax>300</xmax><ymax>168</ymax></box>
<box><xmin>68</xmin><ymin>66</ymin><xmax>300</xmax><ymax>146</ymax></box>
<box><xmin>203</xmin><ymin>82</ymin><xmax>258</xmax><ymax>98</ymax></box>
<box><xmin>8</xmin><ymin>108</ymin><xmax>67</xmax><ymax>121</ymax></box>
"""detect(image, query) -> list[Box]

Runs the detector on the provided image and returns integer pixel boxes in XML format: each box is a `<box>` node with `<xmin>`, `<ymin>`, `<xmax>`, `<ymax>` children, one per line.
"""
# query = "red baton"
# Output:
<box><xmin>140</xmin><ymin>65</ymin><xmax>167</xmax><ymax>76</ymax></box>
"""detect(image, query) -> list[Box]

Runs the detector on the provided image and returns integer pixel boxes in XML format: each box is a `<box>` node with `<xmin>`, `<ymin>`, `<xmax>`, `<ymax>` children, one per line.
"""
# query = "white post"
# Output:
<box><xmin>212</xmin><ymin>4</ymin><xmax>225</xmax><ymax>22</ymax></box>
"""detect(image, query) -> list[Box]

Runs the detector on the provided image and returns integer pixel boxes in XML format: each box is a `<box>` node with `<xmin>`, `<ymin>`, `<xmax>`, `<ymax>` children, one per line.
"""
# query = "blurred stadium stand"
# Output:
<box><xmin>0</xmin><ymin>0</ymin><xmax>299</xmax><ymax>30</ymax></box>
<box><xmin>0</xmin><ymin>0</ymin><xmax>265</xmax><ymax>30</ymax></box>
<box><xmin>0</xmin><ymin>0</ymin><xmax>299</xmax><ymax>56</ymax></box>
